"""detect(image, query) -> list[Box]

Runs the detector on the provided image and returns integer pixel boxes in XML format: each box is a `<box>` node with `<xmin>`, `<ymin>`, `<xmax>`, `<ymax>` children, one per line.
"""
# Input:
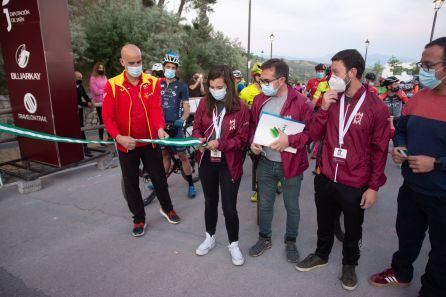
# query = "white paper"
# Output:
<box><xmin>253</xmin><ymin>112</ymin><xmax>305</xmax><ymax>154</ymax></box>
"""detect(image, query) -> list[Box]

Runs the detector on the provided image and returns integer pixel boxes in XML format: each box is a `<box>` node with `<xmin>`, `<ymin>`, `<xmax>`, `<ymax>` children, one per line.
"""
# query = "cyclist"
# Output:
<box><xmin>365</xmin><ymin>72</ymin><xmax>378</xmax><ymax>95</ymax></box>
<box><xmin>151</xmin><ymin>63</ymin><xmax>164</xmax><ymax>78</ymax></box>
<box><xmin>379</xmin><ymin>76</ymin><xmax>409</xmax><ymax>131</ymax></box>
<box><xmin>233</xmin><ymin>70</ymin><xmax>245</xmax><ymax>94</ymax></box>
<box><xmin>160</xmin><ymin>52</ymin><xmax>196</xmax><ymax>198</ymax></box>
<box><xmin>239</xmin><ymin>62</ymin><xmax>262</xmax><ymax>109</ymax></box>
<box><xmin>305</xmin><ymin>63</ymin><xmax>327</xmax><ymax>99</ymax></box>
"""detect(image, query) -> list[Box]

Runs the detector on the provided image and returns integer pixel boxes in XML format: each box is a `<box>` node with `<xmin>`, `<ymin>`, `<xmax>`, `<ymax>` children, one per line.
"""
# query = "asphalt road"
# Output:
<box><xmin>0</xmin><ymin>155</ymin><xmax>429</xmax><ymax>297</ymax></box>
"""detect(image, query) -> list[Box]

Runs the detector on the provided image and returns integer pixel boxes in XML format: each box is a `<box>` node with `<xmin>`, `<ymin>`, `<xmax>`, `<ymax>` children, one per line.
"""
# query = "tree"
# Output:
<box><xmin>372</xmin><ymin>62</ymin><xmax>384</xmax><ymax>77</ymax></box>
<box><xmin>388</xmin><ymin>56</ymin><xmax>403</xmax><ymax>75</ymax></box>
<box><xmin>82</xmin><ymin>0</ymin><xmax>185</xmax><ymax>75</ymax></box>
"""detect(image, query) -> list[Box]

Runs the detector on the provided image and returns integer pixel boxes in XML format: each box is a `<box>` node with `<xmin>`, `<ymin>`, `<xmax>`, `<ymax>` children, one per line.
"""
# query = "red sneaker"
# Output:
<box><xmin>160</xmin><ymin>208</ymin><xmax>181</xmax><ymax>224</ymax></box>
<box><xmin>368</xmin><ymin>268</ymin><xmax>411</xmax><ymax>287</ymax></box>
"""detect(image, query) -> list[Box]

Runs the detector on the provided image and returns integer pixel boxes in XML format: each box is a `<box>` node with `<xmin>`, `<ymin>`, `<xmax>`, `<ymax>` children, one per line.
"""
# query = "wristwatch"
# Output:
<box><xmin>434</xmin><ymin>158</ymin><xmax>442</xmax><ymax>171</ymax></box>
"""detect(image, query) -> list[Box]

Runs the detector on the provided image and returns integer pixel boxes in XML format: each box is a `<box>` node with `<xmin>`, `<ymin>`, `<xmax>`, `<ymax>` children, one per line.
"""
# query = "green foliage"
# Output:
<box><xmin>372</xmin><ymin>62</ymin><xmax>384</xmax><ymax>77</ymax></box>
<box><xmin>388</xmin><ymin>56</ymin><xmax>403</xmax><ymax>75</ymax></box>
<box><xmin>70</xmin><ymin>0</ymin><xmax>245</xmax><ymax>81</ymax></box>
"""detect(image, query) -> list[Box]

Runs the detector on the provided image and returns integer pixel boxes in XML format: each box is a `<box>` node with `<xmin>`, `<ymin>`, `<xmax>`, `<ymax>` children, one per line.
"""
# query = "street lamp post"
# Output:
<box><xmin>269</xmin><ymin>34</ymin><xmax>275</xmax><ymax>59</ymax></box>
<box><xmin>261</xmin><ymin>50</ymin><xmax>264</xmax><ymax>60</ymax></box>
<box><xmin>246</xmin><ymin>0</ymin><xmax>252</xmax><ymax>83</ymax></box>
<box><xmin>430</xmin><ymin>0</ymin><xmax>445</xmax><ymax>42</ymax></box>
<box><xmin>364</xmin><ymin>39</ymin><xmax>370</xmax><ymax>71</ymax></box>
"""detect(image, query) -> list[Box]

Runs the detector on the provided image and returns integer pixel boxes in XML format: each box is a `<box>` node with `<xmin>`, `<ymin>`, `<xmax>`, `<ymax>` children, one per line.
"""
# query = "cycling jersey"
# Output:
<box><xmin>239</xmin><ymin>83</ymin><xmax>261</xmax><ymax>108</ymax></box>
<box><xmin>379</xmin><ymin>90</ymin><xmax>409</xmax><ymax>119</ymax></box>
<box><xmin>312</xmin><ymin>81</ymin><xmax>329</xmax><ymax>107</ymax></box>
<box><xmin>306</xmin><ymin>77</ymin><xmax>326</xmax><ymax>96</ymax></box>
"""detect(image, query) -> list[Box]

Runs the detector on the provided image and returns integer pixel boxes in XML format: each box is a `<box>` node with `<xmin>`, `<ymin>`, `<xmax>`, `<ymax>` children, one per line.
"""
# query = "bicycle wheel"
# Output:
<box><xmin>121</xmin><ymin>167</ymin><xmax>157</xmax><ymax>206</ymax></box>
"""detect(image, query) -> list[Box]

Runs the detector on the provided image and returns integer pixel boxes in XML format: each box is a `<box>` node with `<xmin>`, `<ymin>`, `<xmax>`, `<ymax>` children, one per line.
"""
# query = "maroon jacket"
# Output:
<box><xmin>309</xmin><ymin>85</ymin><xmax>390</xmax><ymax>191</ymax></box>
<box><xmin>249</xmin><ymin>86</ymin><xmax>313</xmax><ymax>179</ymax></box>
<box><xmin>192</xmin><ymin>97</ymin><xmax>250</xmax><ymax>181</ymax></box>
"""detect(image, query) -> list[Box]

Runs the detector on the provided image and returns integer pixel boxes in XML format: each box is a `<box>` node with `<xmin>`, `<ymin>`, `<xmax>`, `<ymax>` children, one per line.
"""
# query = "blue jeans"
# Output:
<box><xmin>257</xmin><ymin>157</ymin><xmax>303</xmax><ymax>242</ymax></box>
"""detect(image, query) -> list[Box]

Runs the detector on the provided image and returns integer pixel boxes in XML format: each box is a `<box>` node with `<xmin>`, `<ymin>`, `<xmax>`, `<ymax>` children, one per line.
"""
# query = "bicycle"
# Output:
<box><xmin>121</xmin><ymin>121</ymin><xmax>199</xmax><ymax>206</ymax></box>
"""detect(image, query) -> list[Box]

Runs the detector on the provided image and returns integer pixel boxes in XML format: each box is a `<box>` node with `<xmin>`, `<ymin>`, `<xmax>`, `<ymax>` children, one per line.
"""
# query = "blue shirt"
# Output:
<box><xmin>395</xmin><ymin>89</ymin><xmax>446</xmax><ymax>196</ymax></box>
<box><xmin>160</xmin><ymin>79</ymin><xmax>189</xmax><ymax>123</ymax></box>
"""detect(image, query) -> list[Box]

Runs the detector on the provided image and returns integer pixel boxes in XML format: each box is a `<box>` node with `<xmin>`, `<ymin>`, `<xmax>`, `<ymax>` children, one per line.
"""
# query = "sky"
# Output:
<box><xmin>165</xmin><ymin>0</ymin><xmax>446</xmax><ymax>63</ymax></box>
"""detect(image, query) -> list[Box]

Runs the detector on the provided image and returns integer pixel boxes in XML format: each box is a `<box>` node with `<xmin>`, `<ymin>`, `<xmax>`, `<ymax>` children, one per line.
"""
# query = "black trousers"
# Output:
<box><xmin>78</xmin><ymin>108</ymin><xmax>87</xmax><ymax>149</ymax></box>
<box><xmin>391</xmin><ymin>183</ymin><xmax>446</xmax><ymax>297</ymax></box>
<box><xmin>118</xmin><ymin>145</ymin><xmax>173</xmax><ymax>224</ymax></box>
<box><xmin>199</xmin><ymin>152</ymin><xmax>240</xmax><ymax>243</ymax></box>
<box><xmin>314</xmin><ymin>174</ymin><xmax>365</xmax><ymax>266</ymax></box>
<box><xmin>96</xmin><ymin>106</ymin><xmax>105</xmax><ymax>141</ymax></box>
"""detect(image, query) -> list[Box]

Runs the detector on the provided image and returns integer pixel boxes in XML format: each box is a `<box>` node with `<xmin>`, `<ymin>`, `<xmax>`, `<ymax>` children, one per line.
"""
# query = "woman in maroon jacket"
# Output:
<box><xmin>192</xmin><ymin>65</ymin><xmax>250</xmax><ymax>266</ymax></box>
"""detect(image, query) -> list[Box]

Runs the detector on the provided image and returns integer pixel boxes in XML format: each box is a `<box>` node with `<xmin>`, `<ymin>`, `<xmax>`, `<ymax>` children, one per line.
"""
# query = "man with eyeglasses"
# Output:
<box><xmin>248</xmin><ymin>59</ymin><xmax>312</xmax><ymax>264</ymax></box>
<box><xmin>369</xmin><ymin>37</ymin><xmax>446</xmax><ymax>297</ymax></box>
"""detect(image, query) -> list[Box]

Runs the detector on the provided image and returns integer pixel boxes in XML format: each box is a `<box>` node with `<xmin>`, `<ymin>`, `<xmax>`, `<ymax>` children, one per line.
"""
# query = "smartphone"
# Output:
<box><xmin>397</xmin><ymin>148</ymin><xmax>410</xmax><ymax>158</ymax></box>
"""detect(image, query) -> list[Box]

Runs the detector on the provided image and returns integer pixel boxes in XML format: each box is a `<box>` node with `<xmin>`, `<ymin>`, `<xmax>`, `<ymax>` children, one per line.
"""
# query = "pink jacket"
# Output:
<box><xmin>249</xmin><ymin>86</ymin><xmax>313</xmax><ymax>179</ymax></box>
<box><xmin>89</xmin><ymin>75</ymin><xmax>108</xmax><ymax>103</ymax></box>
<box><xmin>192</xmin><ymin>97</ymin><xmax>250</xmax><ymax>181</ymax></box>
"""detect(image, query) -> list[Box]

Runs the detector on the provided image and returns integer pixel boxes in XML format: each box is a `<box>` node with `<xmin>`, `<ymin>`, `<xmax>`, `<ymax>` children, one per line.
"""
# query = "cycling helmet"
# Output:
<box><xmin>315</xmin><ymin>63</ymin><xmax>326</xmax><ymax>71</ymax></box>
<box><xmin>162</xmin><ymin>52</ymin><xmax>180</xmax><ymax>66</ymax></box>
<box><xmin>233</xmin><ymin>70</ymin><xmax>243</xmax><ymax>78</ymax></box>
<box><xmin>365</xmin><ymin>72</ymin><xmax>376</xmax><ymax>81</ymax></box>
<box><xmin>382</xmin><ymin>76</ymin><xmax>399</xmax><ymax>87</ymax></box>
<box><xmin>251</xmin><ymin>62</ymin><xmax>262</xmax><ymax>76</ymax></box>
<box><xmin>151</xmin><ymin>63</ymin><xmax>163</xmax><ymax>71</ymax></box>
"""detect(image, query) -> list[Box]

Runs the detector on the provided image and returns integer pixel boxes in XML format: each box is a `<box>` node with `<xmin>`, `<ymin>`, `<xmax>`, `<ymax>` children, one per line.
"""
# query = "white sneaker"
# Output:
<box><xmin>196</xmin><ymin>232</ymin><xmax>215</xmax><ymax>256</ymax></box>
<box><xmin>228</xmin><ymin>241</ymin><xmax>244</xmax><ymax>266</ymax></box>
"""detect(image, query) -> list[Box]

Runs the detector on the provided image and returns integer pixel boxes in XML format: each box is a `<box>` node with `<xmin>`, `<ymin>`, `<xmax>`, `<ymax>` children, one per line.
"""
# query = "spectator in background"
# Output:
<box><xmin>305</xmin><ymin>64</ymin><xmax>327</xmax><ymax>99</ymax></box>
<box><xmin>89</xmin><ymin>62</ymin><xmax>108</xmax><ymax>143</ymax></box>
<box><xmin>379</xmin><ymin>76</ymin><xmax>409</xmax><ymax>138</ymax></box>
<box><xmin>364</xmin><ymin>72</ymin><xmax>378</xmax><ymax>95</ymax></box>
<box><xmin>188</xmin><ymin>72</ymin><xmax>206</xmax><ymax>97</ymax></box>
<box><xmin>151</xmin><ymin>63</ymin><xmax>164</xmax><ymax>78</ymax></box>
<box><xmin>233</xmin><ymin>70</ymin><xmax>245</xmax><ymax>95</ymax></box>
<box><xmin>75</xmin><ymin>71</ymin><xmax>94</xmax><ymax>157</ymax></box>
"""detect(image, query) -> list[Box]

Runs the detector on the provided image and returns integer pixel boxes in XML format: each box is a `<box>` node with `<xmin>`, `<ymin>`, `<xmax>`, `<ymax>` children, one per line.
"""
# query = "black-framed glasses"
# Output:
<box><xmin>259</xmin><ymin>77</ymin><xmax>281</xmax><ymax>86</ymax></box>
<box><xmin>416</xmin><ymin>61</ymin><xmax>446</xmax><ymax>72</ymax></box>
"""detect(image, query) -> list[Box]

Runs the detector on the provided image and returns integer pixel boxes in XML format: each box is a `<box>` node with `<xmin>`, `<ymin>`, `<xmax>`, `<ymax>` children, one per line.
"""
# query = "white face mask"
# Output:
<box><xmin>328</xmin><ymin>75</ymin><xmax>347</xmax><ymax>92</ymax></box>
<box><xmin>209</xmin><ymin>87</ymin><xmax>227</xmax><ymax>101</ymax></box>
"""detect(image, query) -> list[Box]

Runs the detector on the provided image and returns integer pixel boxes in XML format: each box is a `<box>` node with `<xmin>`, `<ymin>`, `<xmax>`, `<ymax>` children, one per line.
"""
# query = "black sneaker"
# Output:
<box><xmin>285</xmin><ymin>241</ymin><xmax>299</xmax><ymax>263</ymax></box>
<box><xmin>295</xmin><ymin>253</ymin><xmax>328</xmax><ymax>272</ymax></box>
<box><xmin>160</xmin><ymin>208</ymin><xmax>181</xmax><ymax>224</ymax></box>
<box><xmin>249</xmin><ymin>237</ymin><xmax>272</xmax><ymax>257</ymax></box>
<box><xmin>340</xmin><ymin>265</ymin><xmax>358</xmax><ymax>291</ymax></box>
<box><xmin>132</xmin><ymin>222</ymin><xmax>146</xmax><ymax>237</ymax></box>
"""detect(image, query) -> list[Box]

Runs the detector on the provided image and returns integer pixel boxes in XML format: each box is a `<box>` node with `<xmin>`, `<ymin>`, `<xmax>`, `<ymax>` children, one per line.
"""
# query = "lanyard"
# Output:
<box><xmin>338</xmin><ymin>92</ymin><xmax>366</xmax><ymax>146</ymax></box>
<box><xmin>212</xmin><ymin>107</ymin><xmax>226</xmax><ymax>140</ymax></box>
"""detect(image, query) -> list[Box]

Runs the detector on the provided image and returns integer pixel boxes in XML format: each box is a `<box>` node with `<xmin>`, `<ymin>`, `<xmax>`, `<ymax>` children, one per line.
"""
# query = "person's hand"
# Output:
<box><xmin>388</xmin><ymin>117</ymin><xmax>395</xmax><ymax>130</ymax></box>
<box><xmin>198</xmin><ymin>137</ymin><xmax>207</xmax><ymax>152</ymax></box>
<box><xmin>250</xmin><ymin>143</ymin><xmax>262</xmax><ymax>155</ymax></box>
<box><xmin>392</xmin><ymin>147</ymin><xmax>408</xmax><ymax>164</ymax></box>
<box><xmin>116</xmin><ymin>135</ymin><xmax>136</xmax><ymax>150</ymax></box>
<box><xmin>360</xmin><ymin>189</ymin><xmax>378</xmax><ymax>209</ymax></box>
<box><xmin>88</xmin><ymin>102</ymin><xmax>95</xmax><ymax>109</ymax></box>
<box><xmin>321</xmin><ymin>90</ymin><xmax>338</xmax><ymax>111</ymax></box>
<box><xmin>206</xmin><ymin>140</ymin><xmax>219</xmax><ymax>151</ymax></box>
<box><xmin>270</xmin><ymin>129</ymin><xmax>289</xmax><ymax>152</ymax></box>
<box><xmin>158</xmin><ymin>128</ymin><xmax>169</xmax><ymax>140</ymax></box>
<box><xmin>408</xmin><ymin>155</ymin><xmax>435</xmax><ymax>173</ymax></box>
